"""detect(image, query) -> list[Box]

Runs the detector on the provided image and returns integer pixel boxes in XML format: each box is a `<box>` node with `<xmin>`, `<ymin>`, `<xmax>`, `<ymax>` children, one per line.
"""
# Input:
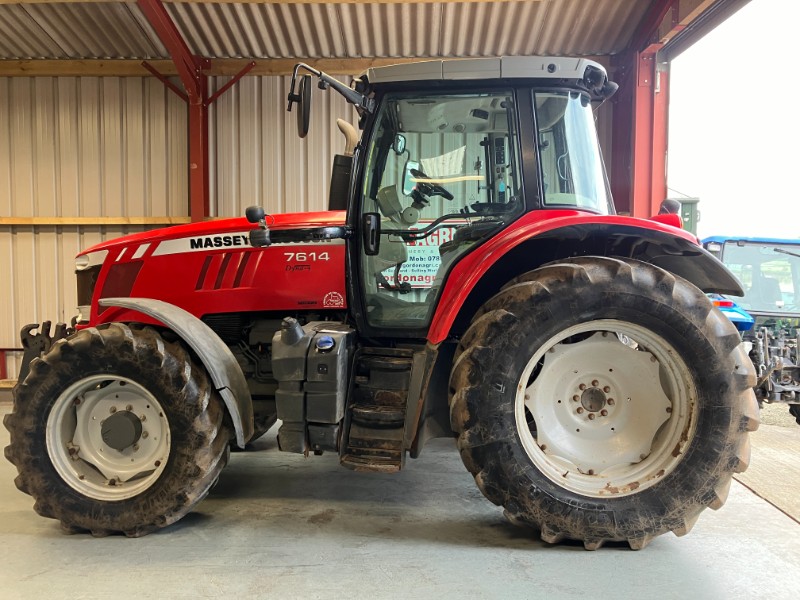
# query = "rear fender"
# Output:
<box><xmin>98</xmin><ymin>297</ymin><xmax>253</xmax><ymax>447</ymax></box>
<box><xmin>429</xmin><ymin>219</ymin><xmax>744</xmax><ymax>344</ymax></box>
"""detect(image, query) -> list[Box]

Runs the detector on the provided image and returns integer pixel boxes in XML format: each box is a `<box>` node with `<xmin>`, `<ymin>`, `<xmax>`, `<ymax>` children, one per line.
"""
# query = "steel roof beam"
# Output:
<box><xmin>0</xmin><ymin>57</ymin><xmax>434</xmax><ymax>77</ymax></box>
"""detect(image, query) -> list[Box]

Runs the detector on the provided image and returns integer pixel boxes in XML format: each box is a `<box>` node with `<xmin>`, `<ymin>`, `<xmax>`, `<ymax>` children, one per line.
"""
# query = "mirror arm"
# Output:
<box><xmin>288</xmin><ymin>62</ymin><xmax>375</xmax><ymax>114</ymax></box>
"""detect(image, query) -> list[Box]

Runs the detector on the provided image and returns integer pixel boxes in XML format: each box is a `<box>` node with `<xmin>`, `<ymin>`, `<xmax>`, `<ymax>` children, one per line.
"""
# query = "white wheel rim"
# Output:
<box><xmin>516</xmin><ymin>320</ymin><xmax>697</xmax><ymax>498</ymax></box>
<box><xmin>47</xmin><ymin>375</ymin><xmax>170</xmax><ymax>501</ymax></box>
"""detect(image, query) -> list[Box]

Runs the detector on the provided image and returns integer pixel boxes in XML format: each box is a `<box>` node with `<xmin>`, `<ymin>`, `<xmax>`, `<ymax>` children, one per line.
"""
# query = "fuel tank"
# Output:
<box><xmin>77</xmin><ymin>211</ymin><xmax>347</xmax><ymax>326</ymax></box>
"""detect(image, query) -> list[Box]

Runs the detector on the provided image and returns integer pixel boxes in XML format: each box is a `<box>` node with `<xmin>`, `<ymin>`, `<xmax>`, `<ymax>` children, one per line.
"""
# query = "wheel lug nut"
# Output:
<box><xmin>133</xmin><ymin>444</ymin><xmax>140</xmax><ymax>452</ymax></box>
<box><xmin>579</xmin><ymin>384</ymin><xmax>586</xmax><ymax>390</ymax></box>
<box><xmin>142</xmin><ymin>431</ymin><xmax>149</xmax><ymax>439</ymax></box>
<box><xmin>572</xmin><ymin>395</ymin><xmax>579</xmax><ymax>402</ymax></box>
<box><xmin>603</xmin><ymin>386</ymin><xmax>610</xmax><ymax>393</ymax></box>
<box><xmin>666</xmin><ymin>406</ymin><xmax>673</xmax><ymax>413</ymax></box>
<box><xmin>588</xmin><ymin>413</ymin><xmax>596</xmax><ymax>420</ymax></box>
<box><xmin>140</xmin><ymin>415</ymin><xmax>147</xmax><ymax>422</ymax></box>
<box><xmin>601</xmin><ymin>409</ymin><xmax>608</xmax><ymax>416</ymax></box>
<box><xmin>591</xmin><ymin>380</ymin><xmax>599</xmax><ymax>387</ymax></box>
<box><xmin>126</xmin><ymin>404</ymin><xmax>133</xmax><ymax>411</ymax></box>
<box><xmin>109</xmin><ymin>407</ymin><xmax>117</xmax><ymax>414</ymax></box>
<box><xmin>577</xmin><ymin>407</ymin><xmax>584</xmax><ymax>414</ymax></box>
<box><xmin>607</xmin><ymin>398</ymin><xmax>615</xmax><ymax>406</ymax></box>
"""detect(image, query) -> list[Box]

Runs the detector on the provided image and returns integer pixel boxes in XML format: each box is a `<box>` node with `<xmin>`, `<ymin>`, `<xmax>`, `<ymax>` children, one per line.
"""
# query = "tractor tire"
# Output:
<box><xmin>4</xmin><ymin>323</ymin><xmax>232</xmax><ymax>537</ymax></box>
<box><xmin>789</xmin><ymin>404</ymin><xmax>800</xmax><ymax>426</ymax></box>
<box><xmin>449</xmin><ymin>257</ymin><xmax>759</xmax><ymax>550</ymax></box>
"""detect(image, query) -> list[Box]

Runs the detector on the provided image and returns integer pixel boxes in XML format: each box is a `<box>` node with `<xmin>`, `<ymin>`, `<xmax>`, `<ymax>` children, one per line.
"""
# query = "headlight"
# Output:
<box><xmin>75</xmin><ymin>250</ymin><xmax>108</xmax><ymax>271</ymax></box>
<box><xmin>75</xmin><ymin>250</ymin><xmax>108</xmax><ymax>308</ymax></box>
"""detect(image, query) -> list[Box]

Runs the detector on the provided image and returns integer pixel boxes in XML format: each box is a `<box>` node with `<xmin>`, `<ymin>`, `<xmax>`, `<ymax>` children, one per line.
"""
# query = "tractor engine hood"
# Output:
<box><xmin>76</xmin><ymin>211</ymin><xmax>348</xmax><ymax>327</ymax></box>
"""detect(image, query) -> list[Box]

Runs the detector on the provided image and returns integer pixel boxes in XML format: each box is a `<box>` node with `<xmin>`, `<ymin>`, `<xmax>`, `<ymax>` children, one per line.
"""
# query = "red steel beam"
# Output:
<box><xmin>630</xmin><ymin>49</ymin><xmax>669</xmax><ymax>218</ymax></box>
<box><xmin>137</xmin><ymin>0</ymin><xmax>209</xmax><ymax>222</ymax></box>
<box><xmin>609</xmin><ymin>0</ymin><xmax>678</xmax><ymax>217</ymax></box>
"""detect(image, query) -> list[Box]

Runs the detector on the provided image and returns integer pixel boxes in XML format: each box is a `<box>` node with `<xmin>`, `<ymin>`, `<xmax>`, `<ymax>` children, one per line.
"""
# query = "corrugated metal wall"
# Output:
<box><xmin>210</xmin><ymin>75</ymin><xmax>358</xmax><ymax>217</ymax></box>
<box><xmin>0</xmin><ymin>77</ymin><xmax>188</xmax><ymax>217</ymax></box>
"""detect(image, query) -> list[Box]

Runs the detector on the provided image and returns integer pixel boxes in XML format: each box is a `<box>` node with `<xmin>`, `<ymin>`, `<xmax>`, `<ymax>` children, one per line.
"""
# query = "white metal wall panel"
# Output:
<box><xmin>0</xmin><ymin>76</ymin><xmax>187</xmax><ymax>217</ymax></box>
<box><xmin>210</xmin><ymin>75</ymin><xmax>357</xmax><ymax>217</ymax></box>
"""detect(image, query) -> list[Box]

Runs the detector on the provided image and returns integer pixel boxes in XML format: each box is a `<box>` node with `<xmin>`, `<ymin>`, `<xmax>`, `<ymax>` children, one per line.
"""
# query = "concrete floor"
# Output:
<box><xmin>1</xmin><ymin>402</ymin><xmax>799</xmax><ymax>600</ymax></box>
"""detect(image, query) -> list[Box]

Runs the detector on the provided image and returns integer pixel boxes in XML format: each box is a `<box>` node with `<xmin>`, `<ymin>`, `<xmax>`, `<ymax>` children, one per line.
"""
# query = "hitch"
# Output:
<box><xmin>18</xmin><ymin>321</ymin><xmax>74</xmax><ymax>383</ymax></box>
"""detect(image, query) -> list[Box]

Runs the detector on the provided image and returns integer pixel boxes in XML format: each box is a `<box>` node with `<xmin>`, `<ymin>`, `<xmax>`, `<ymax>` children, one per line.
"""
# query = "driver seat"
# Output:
<box><xmin>751</xmin><ymin>275</ymin><xmax>782</xmax><ymax>308</ymax></box>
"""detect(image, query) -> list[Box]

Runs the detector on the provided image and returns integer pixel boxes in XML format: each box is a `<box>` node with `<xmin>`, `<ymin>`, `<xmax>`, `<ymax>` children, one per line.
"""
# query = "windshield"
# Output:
<box><xmin>535</xmin><ymin>91</ymin><xmax>612</xmax><ymax>213</ymax></box>
<box><xmin>719</xmin><ymin>242</ymin><xmax>800</xmax><ymax>315</ymax></box>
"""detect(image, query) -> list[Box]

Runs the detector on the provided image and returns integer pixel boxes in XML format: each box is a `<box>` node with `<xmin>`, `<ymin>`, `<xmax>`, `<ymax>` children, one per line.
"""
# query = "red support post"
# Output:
<box><xmin>189</xmin><ymin>75</ymin><xmax>209</xmax><ymax>221</ymax></box>
<box><xmin>609</xmin><ymin>0</ymin><xmax>677</xmax><ymax>218</ymax></box>
<box><xmin>631</xmin><ymin>49</ymin><xmax>669</xmax><ymax>218</ymax></box>
<box><xmin>137</xmin><ymin>0</ymin><xmax>209</xmax><ymax>222</ymax></box>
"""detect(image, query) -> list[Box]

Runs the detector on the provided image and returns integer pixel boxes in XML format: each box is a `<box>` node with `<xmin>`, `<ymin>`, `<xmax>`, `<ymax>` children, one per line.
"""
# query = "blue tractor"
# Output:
<box><xmin>703</xmin><ymin>237</ymin><xmax>800</xmax><ymax>423</ymax></box>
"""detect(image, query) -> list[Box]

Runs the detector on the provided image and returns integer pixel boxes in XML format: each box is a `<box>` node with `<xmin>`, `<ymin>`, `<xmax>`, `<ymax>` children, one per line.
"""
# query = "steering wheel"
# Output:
<box><xmin>410</xmin><ymin>168</ymin><xmax>454</xmax><ymax>201</ymax></box>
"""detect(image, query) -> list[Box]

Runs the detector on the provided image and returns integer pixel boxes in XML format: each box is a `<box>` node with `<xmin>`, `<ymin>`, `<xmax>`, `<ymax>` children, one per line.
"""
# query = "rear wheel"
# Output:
<box><xmin>4</xmin><ymin>323</ymin><xmax>232</xmax><ymax>536</ymax></box>
<box><xmin>450</xmin><ymin>257</ymin><xmax>759</xmax><ymax>549</ymax></box>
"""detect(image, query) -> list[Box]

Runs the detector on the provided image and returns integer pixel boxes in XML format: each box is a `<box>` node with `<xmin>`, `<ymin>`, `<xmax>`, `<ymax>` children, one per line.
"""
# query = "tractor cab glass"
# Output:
<box><xmin>535</xmin><ymin>91</ymin><xmax>612</xmax><ymax>213</ymax></box>
<box><xmin>715</xmin><ymin>241</ymin><xmax>800</xmax><ymax>315</ymax></box>
<box><xmin>359</xmin><ymin>90</ymin><xmax>523</xmax><ymax>329</ymax></box>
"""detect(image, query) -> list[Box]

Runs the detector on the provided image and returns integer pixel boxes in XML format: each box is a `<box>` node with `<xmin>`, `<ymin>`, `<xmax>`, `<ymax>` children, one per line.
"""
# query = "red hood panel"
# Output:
<box><xmin>80</xmin><ymin>211</ymin><xmax>347</xmax><ymax>256</ymax></box>
<box><xmin>87</xmin><ymin>211</ymin><xmax>348</xmax><ymax>324</ymax></box>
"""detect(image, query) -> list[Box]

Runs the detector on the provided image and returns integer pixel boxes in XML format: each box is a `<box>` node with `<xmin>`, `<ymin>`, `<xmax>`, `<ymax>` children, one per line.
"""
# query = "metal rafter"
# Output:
<box><xmin>0</xmin><ymin>57</ymin><xmax>438</xmax><ymax>77</ymax></box>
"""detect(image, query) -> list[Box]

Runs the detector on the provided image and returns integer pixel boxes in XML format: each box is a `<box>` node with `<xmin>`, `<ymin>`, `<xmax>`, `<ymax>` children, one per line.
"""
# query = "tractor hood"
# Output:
<box><xmin>79</xmin><ymin>211</ymin><xmax>346</xmax><ymax>255</ymax></box>
<box><xmin>76</xmin><ymin>211</ymin><xmax>348</xmax><ymax>327</ymax></box>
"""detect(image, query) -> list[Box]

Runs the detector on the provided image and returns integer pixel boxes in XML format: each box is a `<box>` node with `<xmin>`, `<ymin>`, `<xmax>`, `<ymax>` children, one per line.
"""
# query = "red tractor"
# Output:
<box><xmin>4</xmin><ymin>57</ymin><xmax>757</xmax><ymax>549</ymax></box>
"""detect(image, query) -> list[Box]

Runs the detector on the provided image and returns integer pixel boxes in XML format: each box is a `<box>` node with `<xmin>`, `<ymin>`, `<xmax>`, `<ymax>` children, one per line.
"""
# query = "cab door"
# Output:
<box><xmin>351</xmin><ymin>88</ymin><xmax>529</xmax><ymax>338</ymax></box>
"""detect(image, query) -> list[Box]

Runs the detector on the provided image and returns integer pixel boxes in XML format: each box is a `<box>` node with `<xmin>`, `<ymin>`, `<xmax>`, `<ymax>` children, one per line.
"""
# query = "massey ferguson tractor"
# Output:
<box><xmin>4</xmin><ymin>57</ymin><xmax>758</xmax><ymax>550</ymax></box>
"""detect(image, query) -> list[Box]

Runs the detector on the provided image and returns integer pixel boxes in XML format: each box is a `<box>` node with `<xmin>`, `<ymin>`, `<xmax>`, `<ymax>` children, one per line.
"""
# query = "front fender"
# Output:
<box><xmin>98</xmin><ymin>297</ymin><xmax>253</xmax><ymax>447</ymax></box>
<box><xmin>428</xmin><ymin>213</ymin><xmax>744</xmax><ymax>344</ymax></box>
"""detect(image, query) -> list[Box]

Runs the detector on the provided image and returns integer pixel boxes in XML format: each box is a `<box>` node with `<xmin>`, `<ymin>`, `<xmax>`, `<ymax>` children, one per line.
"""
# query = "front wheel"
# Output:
<box><xmin>450</xmin><ymin>257</ymin><xmax>759</xmax><ymax>549</ymax></box>
<box><xmin>4</xmin><ymin>323</ymin><xmax>232</xmax><ymax>536</ymax></box>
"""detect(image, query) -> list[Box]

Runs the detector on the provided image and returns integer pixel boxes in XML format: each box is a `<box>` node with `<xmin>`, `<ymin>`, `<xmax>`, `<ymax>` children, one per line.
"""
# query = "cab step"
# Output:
<box><xmin>340</xmin><ymin>348</ymin><xmax>413</xmax><ymax>472</ymax></box>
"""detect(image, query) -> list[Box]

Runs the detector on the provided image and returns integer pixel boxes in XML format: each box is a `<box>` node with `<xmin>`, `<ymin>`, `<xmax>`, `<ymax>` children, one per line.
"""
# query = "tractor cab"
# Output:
<box><xmin>251</xmin><ymin>57</ymin><xmax>618</xmax><ymax>337</ymax></box>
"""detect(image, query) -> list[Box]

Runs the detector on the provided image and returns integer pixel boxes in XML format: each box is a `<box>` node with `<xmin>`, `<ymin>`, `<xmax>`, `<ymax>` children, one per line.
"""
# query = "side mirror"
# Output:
<box><xmin>297</xmin><ymin>74</ymin><xmax>312</xmax><ymax>138</ymax></box>
<box><xmin>402</xmin><ymin>160</ymin><xmax>421</xmax><ymax>196</ymax></box>
<box><xmin>393</xmin><ymin>134</ymin><xmax>406</xmax><ymax>155</ymax></box>
<box><xmin>245</xmin><ymin>205</ymin><xmax>265</xmax><ymax>223</ymax></box>
<box><xmin>362</xmin><ymin>213</ymin><xmax>381</xmax><ymax>256</ymax></box>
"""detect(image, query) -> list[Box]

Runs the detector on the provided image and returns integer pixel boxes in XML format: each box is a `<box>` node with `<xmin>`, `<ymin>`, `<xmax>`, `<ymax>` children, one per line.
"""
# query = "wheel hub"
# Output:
<box><xmin>580</xmin><ymin>387</ymin><xmax>607</xmax><ymax>413</ymax></box>
<box><xmin>101</xmin><ymin>411</ymin><xmax>143</xmax><ymax>451</ymax></box>
<box><xmin>47</xmin><ymin>376</ymin><xmax>170</xmax><ymax>501</ymax></box>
